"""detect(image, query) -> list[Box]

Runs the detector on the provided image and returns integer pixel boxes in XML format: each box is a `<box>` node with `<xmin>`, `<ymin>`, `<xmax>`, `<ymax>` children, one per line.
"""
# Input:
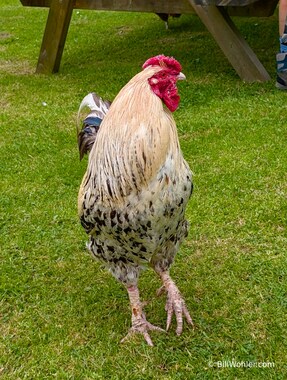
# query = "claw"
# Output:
<box><xmin>156</xmin><ymin>285</ymin><xmax>166</xmax><ymax>297</ymax></box>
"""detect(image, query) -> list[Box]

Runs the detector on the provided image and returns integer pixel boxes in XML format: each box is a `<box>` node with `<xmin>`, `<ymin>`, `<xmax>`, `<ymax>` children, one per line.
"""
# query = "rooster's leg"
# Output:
<box><xmin>157</xmin><ymin>271</ymin><xmax>194</xmax><ymax>335</ymax></box>
<box><xmin>120</xmin><ymin>285</ymin><xmax>165</xmax><ymax>346</ymax></box>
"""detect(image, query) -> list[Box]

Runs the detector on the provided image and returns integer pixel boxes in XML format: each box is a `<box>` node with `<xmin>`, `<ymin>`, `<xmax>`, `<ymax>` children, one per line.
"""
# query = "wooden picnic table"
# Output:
<box><xmin>20</xmin><ymin>0</ymin><xmax>279</xmax><ymax>81</ymax></box>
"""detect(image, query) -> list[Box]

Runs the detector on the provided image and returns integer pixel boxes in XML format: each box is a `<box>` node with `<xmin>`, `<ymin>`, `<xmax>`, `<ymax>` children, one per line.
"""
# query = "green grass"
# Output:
<box><xmin>1</xmin><ymin>0</ymin><xmax>287</xmax><ymax>378</ymax></box>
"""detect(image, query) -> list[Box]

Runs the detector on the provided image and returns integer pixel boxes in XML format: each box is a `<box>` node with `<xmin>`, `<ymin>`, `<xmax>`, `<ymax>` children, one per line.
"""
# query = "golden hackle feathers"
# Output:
<box><xmin>82</xmin><ymin>66</ymin><xmax>181</xmax><ymax>206</ymax></box>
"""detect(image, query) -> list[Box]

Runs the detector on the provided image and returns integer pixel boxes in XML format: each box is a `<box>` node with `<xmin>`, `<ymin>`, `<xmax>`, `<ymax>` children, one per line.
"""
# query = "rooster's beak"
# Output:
<box><xmin>177</xmin><ymin>72</ymin><xmax>186</xmax><ymax>80</ymax></box>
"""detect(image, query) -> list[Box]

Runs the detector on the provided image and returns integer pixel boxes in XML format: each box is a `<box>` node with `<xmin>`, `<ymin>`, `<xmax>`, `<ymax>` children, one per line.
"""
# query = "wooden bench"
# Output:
<box><xmin>20</xmin><ymin>0</ymin><xmax>279</xmax><ymax>81</ymax></box>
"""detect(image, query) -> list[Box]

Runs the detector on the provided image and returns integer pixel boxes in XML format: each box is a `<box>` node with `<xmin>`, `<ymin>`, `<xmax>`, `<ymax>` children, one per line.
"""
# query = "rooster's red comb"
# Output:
<box><xmin>142</xmin><ymin>55</ymin><xmax>182</xmax><ymax>72</ymax></box>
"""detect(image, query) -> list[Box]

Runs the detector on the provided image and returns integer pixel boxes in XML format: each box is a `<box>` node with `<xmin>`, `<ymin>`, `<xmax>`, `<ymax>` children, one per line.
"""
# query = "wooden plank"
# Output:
<box><xmin>20</xmin><ymin>0</ymin><xmax>278</xmax><ymax>17</ymax></box>
<box><xmin>74</xmin><ymin>0</ymin><xmax>258</xmax><ymax>11</ymax></box>
<box><xmin>20</xmin><ymin>0</ymin><xmax>195</xmax><ymax>12</ymax></box>
<box><xmin>192</xmin><ymin>0</ymin><xmax>279</xmax><ymax>16</ymax></box>
<box><xmin>228</xmin><ymin>0</ymin><xmax>278</xmax><ymax>16</ymax></box>
<box><xmin>188</xmin><ymin>1</ymin><xmax>271</xmax><ymax>82</ymax></box>
<box><xmin>20</xmin><ymin>0</ymin><xmax>49</xmax><ymax>5</ymax></box>
<box><xmin>20</xmin><ymin>0</ymin><xmax>258</xmax><ymax>7</ymax></box>
<box><xmin>192</xmin><ymin>0</ymin><xmax>257</xmax><ymax>4</ymax></box>
<box><xmin>36</xmin><ymin>0</ymin><xmax>75</xmax><ymax>73</ymax></box>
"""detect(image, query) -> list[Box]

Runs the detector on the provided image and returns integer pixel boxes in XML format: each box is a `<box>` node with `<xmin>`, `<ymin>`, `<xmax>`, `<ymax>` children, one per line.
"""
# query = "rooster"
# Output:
<box><xmin>77</xmin><ymin>55</ymin><xmax>193</xmax><ymax>346</ymax></box>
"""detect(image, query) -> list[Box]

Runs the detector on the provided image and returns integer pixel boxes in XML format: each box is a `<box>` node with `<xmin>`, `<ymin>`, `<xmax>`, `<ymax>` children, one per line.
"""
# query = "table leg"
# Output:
<box><xmin>36</xmin><ymin>0</ymin><xmax>74</xmax><ymax>74</ymax></box>
<box><xmin>188</xmin><ymin>1</ymin><xmax>271</xmax><ymax>82</ymax></box>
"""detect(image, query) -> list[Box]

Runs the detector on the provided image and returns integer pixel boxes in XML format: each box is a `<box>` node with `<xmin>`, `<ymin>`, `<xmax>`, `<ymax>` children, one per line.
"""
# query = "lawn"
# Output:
<box><xmin>1</xmin><ymin>1</ymin><xmax>287</xmax><ymax>379</ymax></box>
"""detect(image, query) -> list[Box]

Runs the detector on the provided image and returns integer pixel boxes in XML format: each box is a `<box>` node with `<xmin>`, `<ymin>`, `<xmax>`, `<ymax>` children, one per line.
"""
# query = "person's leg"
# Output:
<box><xmin>277</xmin><ymin>0</ymin><xmax>287</xmax><ymax>89</ymax></box>
<box><xmin>279</xmin><ymin>0</ymin><xmax>287</xmax><ymax>37</ymax></box>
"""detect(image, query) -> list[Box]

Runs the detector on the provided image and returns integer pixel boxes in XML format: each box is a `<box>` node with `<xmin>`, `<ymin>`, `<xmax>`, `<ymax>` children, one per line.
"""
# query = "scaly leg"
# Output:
<box><xmin>120</xmin><ymin>285</ymin><xmax>165</xmax><ymax>346</ymax></box>
<box><xmin>157</xmin><ymin>271</ymin><xmax>194</xmax><ymax>335</ymax></box>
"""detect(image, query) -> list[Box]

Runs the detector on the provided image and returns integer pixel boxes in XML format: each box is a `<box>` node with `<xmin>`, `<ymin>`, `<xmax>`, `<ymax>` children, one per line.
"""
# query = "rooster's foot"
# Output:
<box><xmin>120</xmin><ymin>314</ymin><xmax>165</xmax><ymax>346</ymax></box>
<box><xmin>123</xmin><ymin>285</ymin><xmax>165</xmax><ymax>346</ymax></box>
<box><xmin>157</xmin><ymin>273</ymin><xmax>194</xmax><ymax>335</ymax></box>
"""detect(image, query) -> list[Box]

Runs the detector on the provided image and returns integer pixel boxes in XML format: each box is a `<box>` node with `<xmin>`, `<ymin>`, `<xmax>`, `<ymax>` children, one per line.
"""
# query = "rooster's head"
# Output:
<box><xmin>142</xmin><ymin>55</ymin><xmax>185</xmax><ymax>112</ymax></box>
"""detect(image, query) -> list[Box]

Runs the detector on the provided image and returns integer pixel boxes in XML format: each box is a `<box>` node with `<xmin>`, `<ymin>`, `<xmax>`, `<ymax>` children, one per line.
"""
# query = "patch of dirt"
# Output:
<box><xmin>0</xmin><ymin>32</ymin><xmax>13</xmax><ymax>40</ymax></box>
<box><xmin>0</xmin><ymin>59</ymin><xmax>35</xmax><ymax>75</ymax></box>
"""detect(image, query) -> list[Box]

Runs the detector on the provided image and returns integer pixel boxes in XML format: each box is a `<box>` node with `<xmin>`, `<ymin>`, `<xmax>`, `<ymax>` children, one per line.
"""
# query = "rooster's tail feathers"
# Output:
<box><xmin>77</xmin><ymin>93</ymin><xmax>111</xmax><ymax>160</ymax></box>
